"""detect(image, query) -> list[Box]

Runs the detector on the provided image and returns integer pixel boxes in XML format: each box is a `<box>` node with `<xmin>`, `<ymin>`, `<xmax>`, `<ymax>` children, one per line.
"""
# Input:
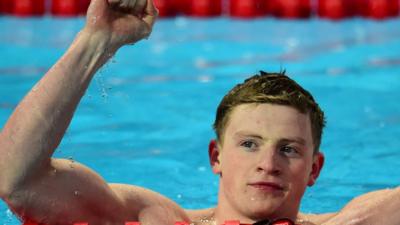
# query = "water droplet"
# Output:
<box><xmin>74</xmin><ymin>190</ymin><xmax>80</xmax><ymax>196</ymax></box>
<box><xmin>68</xmin><ymin>157</ymin><xmax>75</xmax><ymax>168</ymax></box>
<box><xmin>91</xmin><ymin>16</ymin><xmax>97</xmax><ymax>24</ymax></box>
<box><xmin>32</xmin><ymin>83</ymin><xmax>39</xmax><ymax>92</ymax></box>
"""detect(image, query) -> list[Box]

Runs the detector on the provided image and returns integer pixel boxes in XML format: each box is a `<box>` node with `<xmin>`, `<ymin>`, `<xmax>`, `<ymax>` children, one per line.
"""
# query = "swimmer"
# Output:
<box><xmin>0</xmin><ymin>0</ymin><xmax>399</xmax><ymax>224</ymax></box>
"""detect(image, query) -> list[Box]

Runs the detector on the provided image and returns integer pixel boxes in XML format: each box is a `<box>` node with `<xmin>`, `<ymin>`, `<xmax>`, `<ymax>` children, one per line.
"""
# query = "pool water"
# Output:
<box><xmin>1</xmin><ymin>16</ymin><xmax>400</xmax><ymax>224</ymax></box>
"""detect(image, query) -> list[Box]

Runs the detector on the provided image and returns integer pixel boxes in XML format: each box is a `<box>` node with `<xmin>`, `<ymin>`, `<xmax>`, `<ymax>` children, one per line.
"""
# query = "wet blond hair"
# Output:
<box><xmin>213</xmin><ymin>71</ymin><xmax>325</xmax><ymax>153</ymax></box>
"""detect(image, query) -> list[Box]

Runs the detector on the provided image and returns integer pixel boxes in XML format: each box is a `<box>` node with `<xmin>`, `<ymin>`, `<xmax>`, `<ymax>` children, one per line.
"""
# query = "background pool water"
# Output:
<box><xmin>1</xmin><ymin>16</ymin><xmax>400</xmax><ymax>224</ymax></box>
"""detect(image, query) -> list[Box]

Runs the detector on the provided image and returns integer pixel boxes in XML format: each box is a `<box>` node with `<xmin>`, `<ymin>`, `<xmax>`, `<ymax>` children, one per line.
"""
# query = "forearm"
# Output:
<box><xmin>0</xmin><ymin>30</ymin><xmax>115</xmax><ymax>196</ymax></box>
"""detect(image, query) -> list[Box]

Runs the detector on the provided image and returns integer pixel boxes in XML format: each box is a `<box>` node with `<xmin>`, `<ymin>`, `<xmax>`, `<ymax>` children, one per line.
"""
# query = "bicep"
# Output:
<box><xmin>298</xmin><ymin>212</ymin><xmax>336</xmax><ymax>225</ymax></box>
<box><xmin>4</xmin><ymin>158</ymin><xmax>129</xmax><ymax>223</ymax></box>
<box><xmin>322</xmin><ymin>188</ymin><xmax>400</xmax><ymax>225</ymax></box>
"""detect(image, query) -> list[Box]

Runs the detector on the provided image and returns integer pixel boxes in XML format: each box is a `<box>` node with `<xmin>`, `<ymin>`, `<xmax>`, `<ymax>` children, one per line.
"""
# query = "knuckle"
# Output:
<box><xmin>108</xmin><ymin>0</ymin><xmax>120</xmax><ymax>4</ymax></box>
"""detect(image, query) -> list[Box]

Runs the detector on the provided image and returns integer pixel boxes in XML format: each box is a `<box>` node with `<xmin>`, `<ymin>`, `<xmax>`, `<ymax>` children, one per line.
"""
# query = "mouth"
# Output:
<box><xmin>248</xmin><ymin>182</ymin><xmax>285</xmax><ymax>192</ymax></box>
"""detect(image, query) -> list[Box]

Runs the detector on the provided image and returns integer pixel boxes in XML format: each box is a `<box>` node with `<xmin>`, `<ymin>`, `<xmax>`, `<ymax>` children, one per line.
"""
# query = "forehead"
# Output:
<box><xmin>224</xmin><ymin>103</ymin><xmax>313</xmax><ymax>145</ymax></box>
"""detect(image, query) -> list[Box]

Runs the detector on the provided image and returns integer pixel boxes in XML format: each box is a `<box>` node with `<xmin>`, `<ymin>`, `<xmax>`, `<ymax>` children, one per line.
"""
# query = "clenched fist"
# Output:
<box><xmin>84</xmin><ymin>0</ymin><xmax>158</xmax><ymax>50</ymax></box>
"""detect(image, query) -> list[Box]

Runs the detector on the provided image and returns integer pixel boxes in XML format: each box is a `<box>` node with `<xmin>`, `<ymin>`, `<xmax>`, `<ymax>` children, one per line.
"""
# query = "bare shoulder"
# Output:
<box><xmin>320</xmin><ymin>187</ymin><xmax>400</xmax><ymax>224</ymax></box>
<box><xmin>185</xmin><ymin>207</ymin><xmax>214</xmax><ymax>221</ymax></box>
<box><xmin>297</xmin><ymin>212</ymin><xmax>336</xmax><ymax>225</ymax></box>
<box><xmin>301</xmin><ymin>187</ymin><xmax>400</xmax><ymax>225</ymax></box>
<box><xmin>110</xmin><ymin>183</ymin><xmax>190</xmax><ymax>223</ymax></box>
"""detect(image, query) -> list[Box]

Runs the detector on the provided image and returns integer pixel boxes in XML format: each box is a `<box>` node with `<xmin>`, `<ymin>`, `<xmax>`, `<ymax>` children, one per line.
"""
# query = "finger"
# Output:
<box><xmin>142</xmin><ymin>0</ymin><xmax>158</xmax><ymax>28</ymax></box>
<box><xmin>108</xmin><ymin>0</ymin><xmax>136</xmax><ymax>13</ymax></box>
<box><xmin>108</xmin><ymin>0</ymin><xmax>120</xmax><ymax>6</ymax></box>
<box><xmin>108</xmin><ymin>0</ymin><xmax>122</xmax><ymax>11</ymax></box>
<box><xmin>121</xmin><ymin>0</ymin><xmax>136</xmax><ymax>9</ymax></box>
<box><xmin>132</xmin><ymin>0</ymin><xmax>147</xmax><ymax>15</ymax></box>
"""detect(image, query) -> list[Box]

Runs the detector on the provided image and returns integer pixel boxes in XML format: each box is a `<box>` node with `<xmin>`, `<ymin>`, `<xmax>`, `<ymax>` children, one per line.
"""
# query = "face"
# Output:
<box><xmin>210</xmin><ymin>103</ymin><xmax>323</xmax><ymax>221</ymax></box>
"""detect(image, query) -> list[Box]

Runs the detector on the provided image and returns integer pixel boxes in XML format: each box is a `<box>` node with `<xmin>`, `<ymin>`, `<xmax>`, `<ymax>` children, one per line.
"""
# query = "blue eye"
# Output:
<box><xmin>279</xmin><ymin>146</ymin><xmax>299</xmax><ymax>157</ymax></box>
<box><xmin>240</xmin><ymin>140</ymin><xmax>258</xmax><ymax>151</ymax></box>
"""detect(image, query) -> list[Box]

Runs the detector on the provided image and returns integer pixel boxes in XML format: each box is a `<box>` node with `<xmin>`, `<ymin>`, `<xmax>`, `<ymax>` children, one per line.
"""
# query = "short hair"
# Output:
<box><xmin>212</xmin><ymin>71</ymin><xmax>326</xmax><ymax>153</ymax></box>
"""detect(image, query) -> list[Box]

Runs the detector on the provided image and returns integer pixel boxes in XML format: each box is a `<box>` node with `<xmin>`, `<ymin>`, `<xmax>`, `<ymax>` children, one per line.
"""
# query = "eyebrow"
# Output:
<box><xmin>233</xmin><ymin>131</ymin><xmax>263</xmax><ymax>140</ymax></box>
<box><xmin>234</xmin><ymin>131</ymin><xmax>307</xmax><ymax>145</ymax></box>
<box><xmin>279</xmin><ymin>137</ymin><xmax>307</xmax><ymax>145</ymax></box>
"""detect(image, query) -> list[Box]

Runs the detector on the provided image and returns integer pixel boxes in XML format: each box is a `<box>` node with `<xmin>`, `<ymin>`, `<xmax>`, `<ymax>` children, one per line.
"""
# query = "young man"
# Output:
<box><xmin>0</xmin><ymin>0</ymin><xmax>399</xmax><ymax>224</ymax></box>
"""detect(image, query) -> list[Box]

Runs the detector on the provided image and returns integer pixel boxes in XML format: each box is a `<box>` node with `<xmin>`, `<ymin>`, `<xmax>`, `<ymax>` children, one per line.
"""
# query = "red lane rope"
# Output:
<box><xmin>2</xmin><ymin>0</ymin><xmax>399</xmax><ymax>19</ymax></box>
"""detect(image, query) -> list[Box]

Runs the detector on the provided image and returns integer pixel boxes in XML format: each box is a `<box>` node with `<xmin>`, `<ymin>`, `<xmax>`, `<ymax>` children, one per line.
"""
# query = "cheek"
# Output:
<box><xmin>289</xmin><ymin>160</ymin><xmax>313</xmax><ymax>186</ymax></box>
<box><xmin>220</xmin><ymin>150</ymin><xmax>247</xmax><ymax>183</ymax></box>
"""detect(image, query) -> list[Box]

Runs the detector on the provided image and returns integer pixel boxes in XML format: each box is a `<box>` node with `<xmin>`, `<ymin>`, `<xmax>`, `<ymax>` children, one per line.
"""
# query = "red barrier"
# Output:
<box><xmin>79</xmin><ymin>0</ymin><xmax>91</xmax><ymax>15</ymax></box>
<box><xmin>172</xmin><ymin>0</ymin><xmax>190</xmax><ymax>15</ymax></box>
<box><xmin>268</xmin><ymin>0</ymin><xmax>311</xmax><ymax>19</ymax></box>
<box><xmin>364</xmin><ymin>0</ymin><xmax>399</xmax><ymax>19</ymax></box>
<box><xmin>188</xmin><ymin>0</ymin><xmax>222</xmax><ymax>17</ymax></box>
<box><xmin>154</xmin><ymin>0</ymin><xmax>177</xmax><ymax>17</ymax></box>
<box><xmin>229</xmin><ymin>0</ymin><xmax>266</xmax><ymax>18</ymax></box>
<box><xmin>0</xmin><ymin>0</ymin><xmax>13</xmax><ymax>14</ymax></box>
<box><xmin>317</xmin><ymin>0</ymin><xmax>355</xmax><ymax>19</ymax></box>
<box><xmin>51</xmin><ymin>0</ymin><xmax>80</xmax><ymax>16</ymax></box>
<box><xmin>13</xmin><ymin>0</ymin><xmax>45</xmax><ymax>16</ymax></box>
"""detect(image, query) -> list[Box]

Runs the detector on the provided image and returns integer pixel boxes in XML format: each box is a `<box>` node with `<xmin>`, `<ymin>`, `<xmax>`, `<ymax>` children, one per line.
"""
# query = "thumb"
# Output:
<box><xmin>142</xmin><ymin>0</ymin><xmax>158</xmax><ymax>28</ymax></box>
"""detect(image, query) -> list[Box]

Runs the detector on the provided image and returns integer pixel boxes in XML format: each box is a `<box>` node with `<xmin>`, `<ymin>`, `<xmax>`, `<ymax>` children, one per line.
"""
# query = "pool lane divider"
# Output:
<box><xmin>267</xmin><ymin>0</ymin><xmax>312</xmax><ymax>19</ymax></box>
<box><xmin>229</xmin><ymin>0</ymin><xmax>265</xmax><ymax>18</ymax></box>
<box><xmin>0</xmin><ymin>0</ymin><xmax>13</xmax><ymax>14</ymax></box>
<box><xmin>51</xmin><ymin>0</ymin><xmax>91</xmax><ymax>16</ymax></box>
<box><xmin>317</xmin><ymin>0</ymin><xmax>355</xmax><ymax>20</ymax></box>
<box><xmin>318</xmin><ymin>0</ymin><xmax>400</xmax><ymax>20</ymax></box>
<box><xmin>5</xmin><ymin>0</ymin><xmax>46</xmax><ymax>16</ymax></box>
<box><xmin>189</xmin><ymin>0</ymin><xmax>222</xmax><ymax>17</ymax></box>
<box><xmin>154</xmin><ymin>0</ymin><xmax>222</xmax><ymax>17</ymax></box>
<box><xmin>1</xmin><ymin>0</ymin><xmax>399</xmax><ymax>19</ymax></box>
<box><xmin>364</xmin><ymin>0</ymin><xmax>400</xmax><ymax>19</ymax></box>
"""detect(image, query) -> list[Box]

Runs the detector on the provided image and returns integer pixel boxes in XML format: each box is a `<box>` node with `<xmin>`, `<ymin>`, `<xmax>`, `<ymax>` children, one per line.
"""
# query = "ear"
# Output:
<box><xmin>307</xmin><ymin>152</ymin><xmax>324</xmax><ymax>186</ymax></box>
<box><xmin>208</xmin><ymin>139</ymin><xmax>221</xmax><ymax>175</ymax></box>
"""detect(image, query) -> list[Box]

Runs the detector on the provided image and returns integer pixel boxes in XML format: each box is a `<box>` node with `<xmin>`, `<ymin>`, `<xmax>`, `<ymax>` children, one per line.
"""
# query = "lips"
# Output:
<box><xmin>248</xmin><ymin>181</ymin><xmax>285</xmax><ymax>191</ymax></box>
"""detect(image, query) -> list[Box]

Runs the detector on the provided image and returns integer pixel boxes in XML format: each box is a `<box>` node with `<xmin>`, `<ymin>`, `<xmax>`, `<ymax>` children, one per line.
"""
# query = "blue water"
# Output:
<box><xmin>1</xmin><ymin>16</ymin><xmax>400</xmax><ymax>224</ymax></box>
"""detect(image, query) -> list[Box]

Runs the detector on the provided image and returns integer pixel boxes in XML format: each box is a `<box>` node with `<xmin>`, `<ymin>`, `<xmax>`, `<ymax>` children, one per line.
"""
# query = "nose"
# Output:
<box><xmin>256</xmin><ymin>147</ymin><xmax>282</xmax><ymax>176</ymax></box>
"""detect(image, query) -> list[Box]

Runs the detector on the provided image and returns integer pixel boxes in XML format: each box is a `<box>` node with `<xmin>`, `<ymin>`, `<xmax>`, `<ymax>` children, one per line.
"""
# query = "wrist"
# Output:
<box><xmin>78</xmin><ymin>28</ymin><xmax>121</xmax><ymax>56</ymax></box>
<box><xmin>59</xmin><ymin>29</ymin><xmax>119</xmax><ymax>88</ymax></box>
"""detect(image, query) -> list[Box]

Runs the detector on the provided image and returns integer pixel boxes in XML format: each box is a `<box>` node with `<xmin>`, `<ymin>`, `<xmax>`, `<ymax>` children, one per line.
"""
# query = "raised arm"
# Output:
<box><xmin>0</xmin><ymin>0</ymin><xmax>181</xmax><ymax>224</ymax></box>
<box><xmin>321</xmin><ymin>187</ymin><xmax>400</xmax><ymax>225</ymax></box>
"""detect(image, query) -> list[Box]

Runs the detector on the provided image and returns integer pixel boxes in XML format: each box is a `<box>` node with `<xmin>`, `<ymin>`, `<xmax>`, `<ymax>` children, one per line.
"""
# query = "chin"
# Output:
<box><xmin>244</xmin><ymin>199</ymin><xmax>295</xmax><ymax>221</ymax></box>
<box><xmin>244</xmin><ymin>202</ymin><xmax>282</xmax><ymax>220</ymax></box>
